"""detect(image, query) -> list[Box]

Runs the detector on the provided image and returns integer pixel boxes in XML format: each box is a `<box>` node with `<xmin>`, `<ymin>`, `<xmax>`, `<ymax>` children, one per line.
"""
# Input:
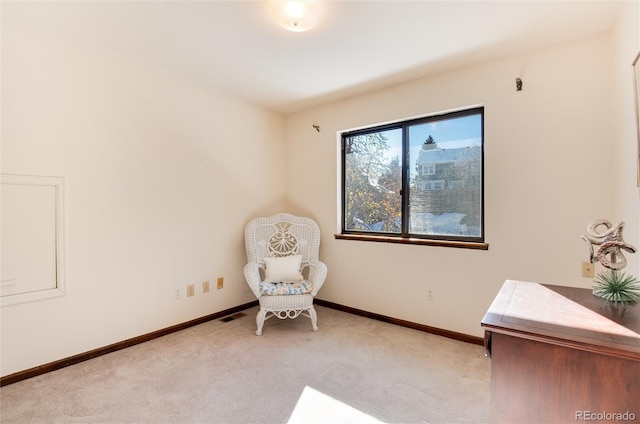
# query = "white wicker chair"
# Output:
<box><xmin>244</xmin><ymin>213</ymin><xmax>327</xmax><ymax>335</ymax></box>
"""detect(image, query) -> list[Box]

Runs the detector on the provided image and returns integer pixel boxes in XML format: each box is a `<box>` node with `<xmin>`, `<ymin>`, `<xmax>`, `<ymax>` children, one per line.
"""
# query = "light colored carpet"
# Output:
<box><xmin>0</xmin><ymin>306</ymin><xmax>490</xmax><ymax>423</ymax></box>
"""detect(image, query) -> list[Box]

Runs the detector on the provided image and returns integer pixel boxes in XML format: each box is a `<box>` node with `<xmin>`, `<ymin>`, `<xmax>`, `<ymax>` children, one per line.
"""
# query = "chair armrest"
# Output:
<box><xmin>243</xmin><ymin>262</ymin><xmax>263</xmax><ymax>299</ymax></box>
<box><xmin>307</xmin><ymin>260</ymin><xmax>327</xmax><ymax>297</ymax></box>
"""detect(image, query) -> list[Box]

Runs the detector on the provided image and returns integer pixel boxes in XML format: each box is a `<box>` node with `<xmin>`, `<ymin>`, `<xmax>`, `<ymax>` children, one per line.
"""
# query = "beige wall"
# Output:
<box><xmin>1</xmin><ymin>23</ymin><xmax>285</xmax><ymax>376</ymax></box>
<box><xmin>284</xmin><ymin>31</ymin><xmax>629</xmax><ymax>338</ymax></box>
<box><xmin>2</xmin><ymin>5</ymin><xmax>639</xmax><ymax>378</ymax></box>
<box><xmin>612</xmin><ymin>0</ymin><xmax>640</xmax><ymax>276</ymax></box>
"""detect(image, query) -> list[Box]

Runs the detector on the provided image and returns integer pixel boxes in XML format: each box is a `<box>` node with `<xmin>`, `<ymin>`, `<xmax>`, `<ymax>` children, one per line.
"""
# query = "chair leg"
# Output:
<box><xmin>256</xmin><ymin>308</ymin><xmax>267</xmax><ymax>336</ymax></box>
<box><xmin>309</xmin><ymin>306</ymin><xmax>318</xmax><ymax>332</ymax></box>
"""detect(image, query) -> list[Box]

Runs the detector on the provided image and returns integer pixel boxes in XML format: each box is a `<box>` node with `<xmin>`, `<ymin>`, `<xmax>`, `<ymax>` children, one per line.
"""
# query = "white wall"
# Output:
<box><xmin>1</xmin><ymin>23</ymin><xmax>285</xmax><ymax>376</ymax></box>
<box><xmin>284</xmin><ymin>31</ymin><xmax>626</xmax><ymax>338</ymax></box>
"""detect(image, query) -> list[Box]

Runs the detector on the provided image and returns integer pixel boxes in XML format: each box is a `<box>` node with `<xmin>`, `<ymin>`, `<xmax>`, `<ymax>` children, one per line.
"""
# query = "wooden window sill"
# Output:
<box><xmin>334</xmin><ymin>233</ymin><xmax>489</xmax><ymax>250</ymax></box>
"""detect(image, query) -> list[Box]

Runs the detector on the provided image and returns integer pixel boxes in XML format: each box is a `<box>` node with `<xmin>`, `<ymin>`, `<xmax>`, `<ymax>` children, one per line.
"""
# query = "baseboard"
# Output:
<box><xmin>0</xmin><ymin>301</ymin><xmax>259</xmax><ymax>387</ymax></box>
<box><xmin>314</xmin><ymin>299</ymin><xmax>484</xmax><ymax>346</ymax></box>
<box><xmin>2</xmin><ymin>298</ymin><xmax>482</xmax><ymax>386</ymax></box>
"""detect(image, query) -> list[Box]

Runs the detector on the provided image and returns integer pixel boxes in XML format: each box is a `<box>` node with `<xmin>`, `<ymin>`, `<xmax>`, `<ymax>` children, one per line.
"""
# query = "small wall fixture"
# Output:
<box><xmin>516</xmin><ymin>77</ymin><xmax>523</xmax><ymax>91</ymax></box>
<box><xmin>269</xmin><ymin>0</ymin><xmax>320</xmax><ymax>32</ymax></box>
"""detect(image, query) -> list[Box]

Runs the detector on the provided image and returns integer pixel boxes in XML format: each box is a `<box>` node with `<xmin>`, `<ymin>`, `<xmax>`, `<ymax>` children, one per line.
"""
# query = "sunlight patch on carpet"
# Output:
<box><xmin>287</xmin><ymin>386</ymin><xmax>383</xmax><ymax>424</ymax></box>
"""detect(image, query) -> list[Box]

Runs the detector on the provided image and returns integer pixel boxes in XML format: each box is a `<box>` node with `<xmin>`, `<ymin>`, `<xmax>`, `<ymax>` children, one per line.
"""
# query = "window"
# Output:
<box><xmin>423</xmin><ymin>164</ymin><xmax>436</xmax><ymax>175</ymax></box>
<box><xmin>340</xmin><ymin>107</ymin><xmax>485</xmax><ymax>247</ymax></box>
<box><xmin>424</xmin><ymin>180</ymin><xmax>445</xmax><ymax>190</ymax></box>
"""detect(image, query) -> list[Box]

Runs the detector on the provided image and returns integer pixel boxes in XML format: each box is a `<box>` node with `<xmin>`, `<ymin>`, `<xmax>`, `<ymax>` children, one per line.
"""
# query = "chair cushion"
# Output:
<box><xmin>260</xmin><ymin>280</ymin><xmax>314</xmax><ymax>296</ymax></box>
<box><xmin>264</xmin><ymin>255</ymin><xmax>304</xmax><ymax>282</ymax></box>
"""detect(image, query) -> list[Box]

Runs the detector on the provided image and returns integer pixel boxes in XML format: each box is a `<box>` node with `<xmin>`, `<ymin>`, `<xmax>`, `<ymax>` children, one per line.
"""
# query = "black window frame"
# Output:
<box><xmin>339</xmin><ymin>107</ymin><xmax>486</xmax><ymax>249</ymax></box>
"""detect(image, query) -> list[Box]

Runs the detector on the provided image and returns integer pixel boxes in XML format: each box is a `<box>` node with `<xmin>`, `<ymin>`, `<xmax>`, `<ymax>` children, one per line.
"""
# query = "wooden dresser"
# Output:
<box><xmin>481</xmin><ymin>280</ymin><xmax>640</xmax><ymax>423</ymax></box>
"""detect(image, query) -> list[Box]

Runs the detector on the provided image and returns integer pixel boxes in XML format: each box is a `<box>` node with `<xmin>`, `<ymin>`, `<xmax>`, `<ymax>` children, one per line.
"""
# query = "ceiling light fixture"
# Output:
<box><xmin>269</xmin><ymin>0</ymin><xmax>320</xmax><ymax>32</ymax></box>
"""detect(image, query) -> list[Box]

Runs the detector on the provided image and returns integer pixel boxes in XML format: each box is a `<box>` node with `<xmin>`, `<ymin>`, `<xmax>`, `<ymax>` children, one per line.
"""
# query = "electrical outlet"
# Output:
<box><xmin>187</xmin><ymin>283</ymin><xmax>195</xmax><ymax>297</ymax></box>
<box><xmin>217</xmin><ymin>277</ymin><xmax>224</xmax><ymax>289</ymax></box>
<box><xmin>582</xmin><ymin>261</ymin><xmax>595</xmax><ymax>278</ymax></box>
<box><xmin>203</xmin><ymin>280</ymin><xmax>210</xmax><ymax>293</ymax></box>
<box><xmin>174</xmin><ymin>287</ymin><xmax>183</xmax><ymax>300</ymax></box>
<box><xmin>427</xmin><ymin>288</ymin><xmax>435</xmax><ymax>301</ymax></box>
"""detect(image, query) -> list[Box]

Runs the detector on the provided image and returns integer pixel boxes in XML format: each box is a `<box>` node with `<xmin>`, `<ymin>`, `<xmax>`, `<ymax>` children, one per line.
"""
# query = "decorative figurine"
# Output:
<box><xmin>582</xmin><ymin>219</ymin><xmax>639</xmax><ymax>304</ymax></box>
<box><xmin>582</xmin><ymin>219</ymin><xmax>636</xmax><ymax>269</ymax></box>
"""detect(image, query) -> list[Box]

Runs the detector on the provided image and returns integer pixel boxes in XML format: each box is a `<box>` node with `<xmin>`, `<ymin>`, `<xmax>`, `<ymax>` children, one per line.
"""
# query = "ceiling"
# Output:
<box><xmin>2</xmin><ymin>0</ymin><xmax>625</xmax><ymax>114</ymax></box>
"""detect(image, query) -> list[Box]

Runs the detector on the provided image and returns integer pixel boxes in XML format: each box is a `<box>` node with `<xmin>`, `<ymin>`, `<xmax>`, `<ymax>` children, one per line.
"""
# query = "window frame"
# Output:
<box><xmin>338</xmin><ymin>107</ymin><xmax>487</xmax><ymax>250</ymax></box>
